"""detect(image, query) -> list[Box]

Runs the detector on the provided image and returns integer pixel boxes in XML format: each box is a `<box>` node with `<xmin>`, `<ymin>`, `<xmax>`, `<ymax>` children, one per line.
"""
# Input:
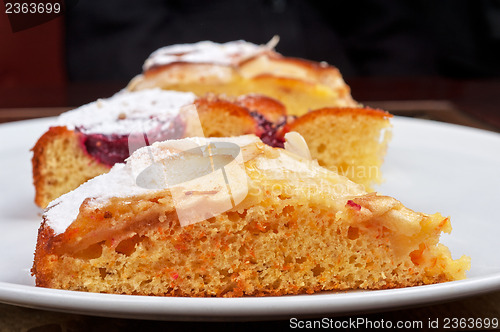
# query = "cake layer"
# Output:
<box><xmin>32</xmin><ymin>135</ymin><xmax>470</xmax><ymax>297</ymax></box>
<box><xmin>288</xmin><ymin>107</ymin><xmax>392</xmax><ymax>187</ymax></box>
<box><xmin>127</xmin><ymin>39</ymin><xmax>358</xmax><ymax>116</ymax></box>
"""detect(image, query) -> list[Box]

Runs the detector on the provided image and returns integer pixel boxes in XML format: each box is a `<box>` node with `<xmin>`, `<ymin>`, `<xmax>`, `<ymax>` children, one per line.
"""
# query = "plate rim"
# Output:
<box><xmin>1</xmin><ymin>274</ymin><xmax>500</xmax><ymax>321</ymax></box>
<box><xmin>0</xmin><ymin>116</ymin><xmax>499</xmax><ymax>321</ymax></box>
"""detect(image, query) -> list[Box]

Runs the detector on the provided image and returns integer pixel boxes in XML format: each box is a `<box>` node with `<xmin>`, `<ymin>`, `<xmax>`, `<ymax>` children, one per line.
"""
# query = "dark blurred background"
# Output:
<box><xmin>1</xmin><ymin>0</ymin><xmax>499</xmax><ymax>128</ymax></box>
<box><xmin>62</xmin><ymin>0</ymin><xmax>500</xmax><ymax>81</ymax></box>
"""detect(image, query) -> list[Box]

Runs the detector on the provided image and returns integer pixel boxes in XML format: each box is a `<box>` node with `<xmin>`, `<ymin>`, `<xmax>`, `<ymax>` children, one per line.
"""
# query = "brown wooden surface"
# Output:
<box><xmin>0</xmin><ymin>80</ymin><xmax>499</xmax><ymax>331</ymax></box>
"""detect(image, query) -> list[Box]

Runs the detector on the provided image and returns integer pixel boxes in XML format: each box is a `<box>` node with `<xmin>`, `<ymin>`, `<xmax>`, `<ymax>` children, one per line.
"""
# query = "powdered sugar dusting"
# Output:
<box><xmin>143</xmin><ymin>40</ymin><xmax>272</xmax><ymax>70</ymax></box>
<box><xmin>57</xmin><ymin>89</ymin><xmax>196</xmax><ymax>135</ymax></box>
<box><xmin>44</xmin><ymin>135</ymin><xmax>261</xmax><ymax>234</ymax></box>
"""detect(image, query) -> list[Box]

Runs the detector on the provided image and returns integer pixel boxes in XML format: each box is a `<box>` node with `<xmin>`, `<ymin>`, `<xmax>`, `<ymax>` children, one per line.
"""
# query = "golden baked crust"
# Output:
<box><xmin>194</xmin><ymin>96</ymin><xmax>257</xmax><ymax>137</ymax></box>
<box><xmin>32</xmin><ymin>137</ymin><xmax>470</xmax><ymax>297</ymax></box>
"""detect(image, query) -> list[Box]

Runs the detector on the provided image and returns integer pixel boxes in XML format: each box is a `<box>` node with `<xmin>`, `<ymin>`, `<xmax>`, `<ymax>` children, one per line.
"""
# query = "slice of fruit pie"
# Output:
<box><xmin>32</xmin><ymin>133</ymin><xmax>470</xmax><ymax>297</ymax></box>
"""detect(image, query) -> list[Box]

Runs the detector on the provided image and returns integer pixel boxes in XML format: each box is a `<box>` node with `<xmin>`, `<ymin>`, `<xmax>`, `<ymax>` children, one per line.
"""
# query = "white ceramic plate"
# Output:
<box><xmin>0</xmin><ymin>117</ymin><xmax>499</xmax><ymax>321</ymax></box>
